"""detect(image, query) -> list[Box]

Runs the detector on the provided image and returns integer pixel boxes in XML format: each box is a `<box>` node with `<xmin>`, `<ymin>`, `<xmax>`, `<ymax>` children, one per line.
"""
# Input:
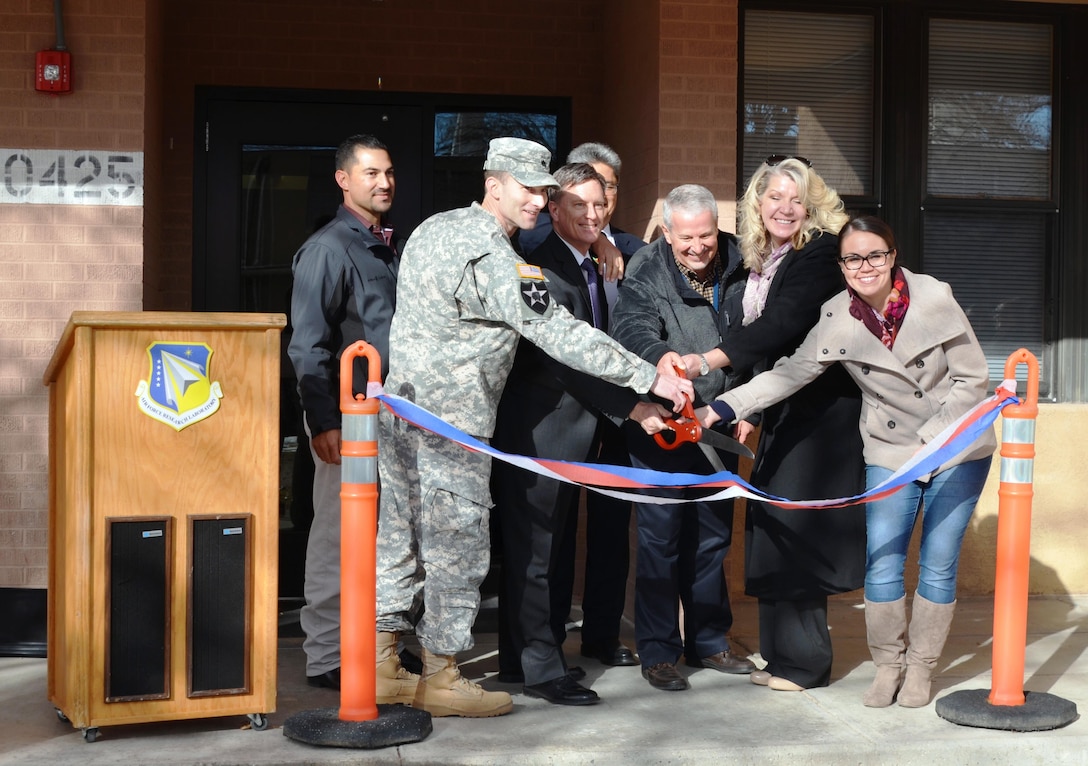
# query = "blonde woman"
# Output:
<box><xmin>680</xmin><ymin>156</ymin><xmax>866</xmax><ymax>691</ymax></box>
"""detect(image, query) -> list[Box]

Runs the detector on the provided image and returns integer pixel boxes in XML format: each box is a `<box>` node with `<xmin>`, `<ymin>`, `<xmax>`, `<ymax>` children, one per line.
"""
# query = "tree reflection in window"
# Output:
<box><xmin>435</xmin><ymin>112</ymin><xmax>557</xmax><ymax>157</ymax></box>
<box><xmin>432</xmin><ymin>111</ymin><xmax>559</xmax><ymax>211</ymax></box>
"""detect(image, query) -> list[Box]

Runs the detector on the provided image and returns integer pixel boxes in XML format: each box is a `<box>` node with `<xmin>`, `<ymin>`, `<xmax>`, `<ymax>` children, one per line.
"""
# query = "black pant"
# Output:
<box><xmin>552</xmin><ymin>425</ymin><xmax>632</xmax><ymax>648</ymax></box>
<box><xmin>757</xmin><ymin>596</ymin><xmax>832</xmax><ymax>688</ymax></box>
<box><xmin>627</xmin><ymin>427</ymin><xmax>737</xmax><ymax>668</ymax></box>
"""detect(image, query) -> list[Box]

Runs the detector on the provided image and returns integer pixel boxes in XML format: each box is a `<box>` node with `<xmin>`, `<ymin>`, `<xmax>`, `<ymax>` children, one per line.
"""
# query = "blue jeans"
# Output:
<box><xmin>864</xmin><ymin>457</ymin><xmax>992</xmax><ymax>605</ymax></box>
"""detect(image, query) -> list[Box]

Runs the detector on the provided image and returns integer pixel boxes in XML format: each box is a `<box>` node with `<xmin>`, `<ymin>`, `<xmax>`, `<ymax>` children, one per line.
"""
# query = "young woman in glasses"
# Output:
<box><xmin>677</xmin><ymin>156</ymin><xmax>867</xmax><ymax>693</ymax></box>
<box><xmin>700</xmin><ymin>214</ymin><xmax>996</xmax><ymax>708</ymax></box>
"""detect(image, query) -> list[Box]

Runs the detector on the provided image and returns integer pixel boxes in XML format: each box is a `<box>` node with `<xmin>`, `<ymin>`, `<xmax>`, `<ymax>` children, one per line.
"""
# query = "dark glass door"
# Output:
<box><xmin>192</xmin><ymin>88</ymin><xmax>570</xmax><ymax>601</ymax></box>
<box><xmin>193</xmin><ymin>93</ymin><xmax>425</xmax><ymax>599</ymax></box>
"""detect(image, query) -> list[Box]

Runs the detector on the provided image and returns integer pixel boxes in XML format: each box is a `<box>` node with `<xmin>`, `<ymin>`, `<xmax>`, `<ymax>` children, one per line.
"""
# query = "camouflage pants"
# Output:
<box><xmin>374</xmin><ymin>407</ymin><xmax>493</xmax><ymax>654</ymax></box>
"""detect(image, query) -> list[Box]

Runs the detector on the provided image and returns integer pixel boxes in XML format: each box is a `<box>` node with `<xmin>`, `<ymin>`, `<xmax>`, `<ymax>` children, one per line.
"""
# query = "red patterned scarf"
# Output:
<box><xmin>848</xmin><ymin>266</ymin><xmax>909</xmax><ymax>348</ymax></box>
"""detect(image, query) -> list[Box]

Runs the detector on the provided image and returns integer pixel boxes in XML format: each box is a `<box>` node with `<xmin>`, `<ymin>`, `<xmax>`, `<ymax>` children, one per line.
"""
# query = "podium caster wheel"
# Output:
<box><xmin>82</xmin><ymin>727</ymin><xmax>100</xmax><ymax>743</ymax></box>
<box><xmin>55</xmin><ymin>708</ymin><xmax>69</xmax><ymax>722</ymax></box>
<box><xmin>248</xmin><ymin>713</ymin><xmax>268</xmax><ymax>731</ymax></box>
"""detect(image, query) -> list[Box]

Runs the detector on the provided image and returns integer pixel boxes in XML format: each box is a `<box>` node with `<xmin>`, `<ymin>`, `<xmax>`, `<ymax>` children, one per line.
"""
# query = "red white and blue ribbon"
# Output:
<box><xmin>366</xmin><ymin>381</ymin><xmax>1017</xmax><ymax>508</ymax></box>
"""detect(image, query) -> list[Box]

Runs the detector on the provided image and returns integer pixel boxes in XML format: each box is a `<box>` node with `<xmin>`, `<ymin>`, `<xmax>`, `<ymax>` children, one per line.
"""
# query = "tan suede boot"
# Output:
<box><xmin>413</xmin><ymin>648</ymin><xmax>513</xmax><ymax>718</ymax></box>
<box><xmin>898</xmin><ymin>592</ymin><xmax>956</xmax><ymax>708</ymax></box>
<box><xmin>862</xmin><ymin>596</ymin><xmax>907</xmax><ymax>707</ymax></box>
<box><xmin>376</xmin><ymin>631</ymin><xmax>420</xmax><ymax>706</ymax></box>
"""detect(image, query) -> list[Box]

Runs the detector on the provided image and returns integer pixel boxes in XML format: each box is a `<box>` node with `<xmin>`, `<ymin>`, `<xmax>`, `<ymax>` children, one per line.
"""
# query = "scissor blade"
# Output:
<box><xmin>697</xmin><ymin>427</ymin><xmax>755</xmax><ymax>460</ymax></box>
<box><xmin>696</xmin><ymin>441</ymin><xmax>729</xmax><ymax>474</ymax></box>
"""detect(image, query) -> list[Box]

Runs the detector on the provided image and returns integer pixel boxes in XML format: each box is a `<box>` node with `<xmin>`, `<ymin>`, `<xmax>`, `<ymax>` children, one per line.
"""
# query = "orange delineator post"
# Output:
<box><xmin>988</xmin><ymin>348</ymin><xmax>1039</xmax><ymax>707</ymax></box>
<box><xmin>337</xmin><ymin>341</ymin><xmax>383</xmax><ymax>721</ymax></box>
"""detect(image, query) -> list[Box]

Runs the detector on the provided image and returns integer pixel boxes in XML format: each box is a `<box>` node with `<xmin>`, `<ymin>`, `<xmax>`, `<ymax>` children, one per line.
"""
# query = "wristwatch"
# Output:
<box><xmin>698</xmin><ymin>354</ymin><xmax>710</xmax><ymax>376</ymax></box>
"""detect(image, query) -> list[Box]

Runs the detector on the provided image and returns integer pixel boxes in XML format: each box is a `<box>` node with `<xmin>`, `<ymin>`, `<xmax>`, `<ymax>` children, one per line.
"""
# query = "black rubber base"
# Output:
<box><xmin>282</xmin><ymin>705</ymin><xmax>432</xmax><ymax>749</ymax></box>
<box><xmin>936</xmin><ymin>689</ymin><xmax>1079</xmax><ymax>731</ymax></box>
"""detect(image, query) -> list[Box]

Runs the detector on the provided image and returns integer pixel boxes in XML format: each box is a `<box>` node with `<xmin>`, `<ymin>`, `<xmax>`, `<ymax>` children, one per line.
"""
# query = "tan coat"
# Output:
<box><xmin>719</xmin><ymin>267</ymin><xmax>997</xmax><ymax>475</ymax></box>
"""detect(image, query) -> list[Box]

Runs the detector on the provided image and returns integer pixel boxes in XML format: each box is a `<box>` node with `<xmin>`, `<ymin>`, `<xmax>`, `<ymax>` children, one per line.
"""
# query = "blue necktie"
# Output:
<box><xmin>580</xmin><ymin>258</ymin><xmax>603</xmax><ymax>329</ymax></box>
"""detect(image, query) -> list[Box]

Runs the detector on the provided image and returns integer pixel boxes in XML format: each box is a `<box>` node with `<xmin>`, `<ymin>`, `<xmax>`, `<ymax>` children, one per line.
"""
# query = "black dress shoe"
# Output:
<box><xmin>496</xmin><ymin>665</ymin><xmax>585</xmax><ymax>684</ymax></box>
<box><xmin>641</xmin><ymin>662</ymin><xmax>689</xmax><ymax>691</ymax></box>
<box><xmin>581</xmin><ymin>640</ymin><xmax>639</xmax><ymax>667</ymax></box>
<box><xmin>687</xmin><ymin>650</ymin><xmax>756</xmax><ymax>674</ymax></box>
<box><xmin>306</xmin><ymin>668</ymin><xmax>341</xmax><ymax>690</ymax></box>
<box><xmin>523</xmin><ymin>674</ymin><xmax>600</xmax><ymax>706</ymax></box>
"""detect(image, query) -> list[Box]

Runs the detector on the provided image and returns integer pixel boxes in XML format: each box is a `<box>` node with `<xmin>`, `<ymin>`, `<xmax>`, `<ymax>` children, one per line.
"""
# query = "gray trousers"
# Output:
<box><xmin>300</xmin><ymin>415</ymin><xmax>341</xmax><ymax>676</ymax></box>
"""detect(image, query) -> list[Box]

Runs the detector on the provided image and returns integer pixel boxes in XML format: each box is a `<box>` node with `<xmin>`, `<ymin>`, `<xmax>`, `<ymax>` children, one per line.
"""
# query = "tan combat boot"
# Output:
<box><xmin>376</xmin><ymin>631</ymin><xmax>420</xmax><ymax>706</ymax></box>
<box><xmin>413</xmin><ymin>648</ymin><xmax>513</xmax><ymax>717</ymax></box>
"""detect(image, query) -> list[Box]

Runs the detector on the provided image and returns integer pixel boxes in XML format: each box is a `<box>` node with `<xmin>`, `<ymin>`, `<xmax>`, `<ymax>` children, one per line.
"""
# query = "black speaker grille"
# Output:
<box><xmin>107</xmin><ymin>519</ymin><xmax>169</xmax><ymax>700</ymax></box>
<box><xmin>189</xmin><ymin>517</ymin><xmax>249</xmax><ymax>694</ymax></box>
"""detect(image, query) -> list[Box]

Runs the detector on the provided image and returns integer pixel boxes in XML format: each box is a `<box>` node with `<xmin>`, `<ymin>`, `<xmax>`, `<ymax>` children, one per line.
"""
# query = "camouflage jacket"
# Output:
<box><xmin>385</xmin><ymin>202</ymin><xmax>656</xmax><ymax>437</ymax></box>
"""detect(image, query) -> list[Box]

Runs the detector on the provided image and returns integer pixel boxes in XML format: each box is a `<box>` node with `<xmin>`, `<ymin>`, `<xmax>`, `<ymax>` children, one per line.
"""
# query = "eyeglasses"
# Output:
<box><xmin>839</xmin><ymin>250</ymin><xmax>892</xmax><ymax>270</ymax></box>
<box><xmin>765</xmin><ymin>154</ymin><xmax>812</xmax><ymax>168</ymax></box>
<box><xmin>604</xmin><ymin>182</ymin><xmax>619</xmax><ymax>193</ymax></box>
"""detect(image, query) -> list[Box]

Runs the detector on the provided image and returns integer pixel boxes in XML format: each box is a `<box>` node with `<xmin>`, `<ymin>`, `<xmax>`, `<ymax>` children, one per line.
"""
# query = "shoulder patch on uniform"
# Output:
<box><xmin>518</xmin><ymin>261</ymin><xmax>552</xmax><ymax>318</ymax></box>
<box><xmin>517</xmin><ymin>263</ymin><xmax>544</xmax><ymax>280</ymax></box>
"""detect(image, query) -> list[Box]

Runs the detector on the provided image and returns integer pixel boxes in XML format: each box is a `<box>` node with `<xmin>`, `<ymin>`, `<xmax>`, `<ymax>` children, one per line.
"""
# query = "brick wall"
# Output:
<box><xmin>155</xmin><ymin>0</ymin><xmax>613</xmax><ymax>311</ymax></box>
<box><xmin>0</xmin><ymin>0</ymin><xmax>746</xmax><ymax>592</ymax></box>
<box><xmin>658</xmin><ymin>0</ymin><xmax>739</xmax><ymax>232</ymax></box>
<box><xmin>0</xmin><ymin>0</ymin><xmax>148</xmax><ymax>587</ymax></box>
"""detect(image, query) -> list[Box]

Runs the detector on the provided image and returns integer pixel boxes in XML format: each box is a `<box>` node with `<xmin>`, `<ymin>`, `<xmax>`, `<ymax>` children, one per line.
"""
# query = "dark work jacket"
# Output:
<box><xmin>611</xmin><ymin>232</ymin><xmax>747</xmax><ymax>406</ymax></box>
<box><xmin>609</xmin><ymin>232</ymin><xmax>747</xmax><ymax>472</ymax></box>
<box><xmin>287</xmin><ymin>205</ymin><xmax>402</xmax><ymax>437</ymax></box>
<box><xmin>721</xmin><ymin>233</ymin><xmax>866</xmax><ymax>599</ymax></box>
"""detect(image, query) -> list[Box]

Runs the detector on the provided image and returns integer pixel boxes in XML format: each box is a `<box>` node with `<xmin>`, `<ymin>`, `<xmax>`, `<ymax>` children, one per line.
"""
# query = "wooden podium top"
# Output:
<box><xmin>43</xmin><ymin>310</ymin><xmax>287</xmax><ymax>385</ymax></box>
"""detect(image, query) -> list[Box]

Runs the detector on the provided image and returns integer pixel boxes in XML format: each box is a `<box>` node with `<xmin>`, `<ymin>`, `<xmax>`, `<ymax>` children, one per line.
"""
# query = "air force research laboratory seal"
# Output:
<box><xmin>517</xmin><ymin>262</ymin><xmax>553</xmax><ymax>319</ymax></box>
<box><xmin>135</xmin><ymin>341</ymin><xmax>224</xmax><ymax>431</ymax></box>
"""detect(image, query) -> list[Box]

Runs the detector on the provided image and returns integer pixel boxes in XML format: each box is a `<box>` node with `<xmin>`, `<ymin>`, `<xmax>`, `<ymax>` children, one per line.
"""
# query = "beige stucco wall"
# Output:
<box><xmin>721</xmin><ymin>404</ymin><xmax>1088</xmax><ymax>603</ymax></box>
<box><xmin>958</xmin><ymin>405</ymin><xmax>1088</xmax><ymax>596</ymax></box>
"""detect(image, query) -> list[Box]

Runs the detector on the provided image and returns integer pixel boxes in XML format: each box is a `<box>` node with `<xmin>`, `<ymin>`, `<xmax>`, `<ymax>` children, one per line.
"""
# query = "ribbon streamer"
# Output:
<box><xmin>367</xmin><ymin>381</ymin><xmax>1017</xmax><ymax>509</ymax></box>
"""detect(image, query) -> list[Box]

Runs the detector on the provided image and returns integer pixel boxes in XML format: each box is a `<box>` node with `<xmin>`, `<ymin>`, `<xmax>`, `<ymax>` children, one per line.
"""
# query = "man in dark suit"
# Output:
<box><xmin>518</xmin><ymin>142</ymin><xmax>645</xmax><ymax>265</ymax></box>
<box><xmin>548</xmin><ymin>144</ymin><xmax>647</xmax><ymax>669</ymax></box>
<box><xmin>491</xmin><ymin>162</ymin><xmax>668</xmax><ymax>706</ymax></box>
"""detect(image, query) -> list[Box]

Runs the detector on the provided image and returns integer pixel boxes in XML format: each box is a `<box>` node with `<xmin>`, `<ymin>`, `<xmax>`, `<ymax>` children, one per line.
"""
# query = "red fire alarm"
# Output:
<box><xmin>36</xmin><ymin>49</ymin><xmax>72</xmax><ymax>94</ymax></box>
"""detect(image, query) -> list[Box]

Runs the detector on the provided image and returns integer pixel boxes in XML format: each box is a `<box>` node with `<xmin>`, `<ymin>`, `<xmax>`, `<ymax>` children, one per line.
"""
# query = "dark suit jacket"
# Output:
<box><xmin>493</xmin><ymin>231</ymin><xmax>638</xmax><ymax>463</ymax></box>
<box><xmin>609</xmin><ymin>227</ymin><xmax>649</xmax><ymax>259</ymax></box>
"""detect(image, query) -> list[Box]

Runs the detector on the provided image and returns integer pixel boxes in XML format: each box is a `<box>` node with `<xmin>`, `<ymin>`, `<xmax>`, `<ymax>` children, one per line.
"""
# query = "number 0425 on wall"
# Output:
<box><xmin>2</xmin><ymin>149</ymin><xmax>144</xmax><ymax>206</ymax></box>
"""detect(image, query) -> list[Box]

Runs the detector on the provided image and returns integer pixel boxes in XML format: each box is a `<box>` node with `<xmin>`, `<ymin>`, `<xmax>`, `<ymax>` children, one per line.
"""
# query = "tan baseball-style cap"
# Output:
<box><xmin>483</xmin><ymin>137</ymin><xmax>559</xmax><ymax>188</ymax></box>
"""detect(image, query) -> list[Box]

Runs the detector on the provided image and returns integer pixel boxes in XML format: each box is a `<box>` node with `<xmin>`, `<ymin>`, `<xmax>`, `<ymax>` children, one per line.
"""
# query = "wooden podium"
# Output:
<box><xmin>43</xmin><ymin>311</ymin><xmax>286</xmax><ymax>741</ymax></box>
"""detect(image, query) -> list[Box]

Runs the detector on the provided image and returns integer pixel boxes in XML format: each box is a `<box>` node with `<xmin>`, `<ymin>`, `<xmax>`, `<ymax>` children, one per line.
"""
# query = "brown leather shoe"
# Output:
<box><xmin>687</xmin><ymin>650</ymin><xmax>756</xmax><ymax>674</ymax></box>
<box><xmin>641</xmin><ymin>662</ymin><xmax>689</xmax><ymax>691</ymax></box>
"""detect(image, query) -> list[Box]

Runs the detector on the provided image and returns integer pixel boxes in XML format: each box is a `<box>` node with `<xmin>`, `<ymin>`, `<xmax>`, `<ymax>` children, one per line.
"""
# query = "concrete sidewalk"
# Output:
<box><xmin>2</xmin><ymin>595</ymin><xmax>1086</xmax><ymax>765</ymax></box>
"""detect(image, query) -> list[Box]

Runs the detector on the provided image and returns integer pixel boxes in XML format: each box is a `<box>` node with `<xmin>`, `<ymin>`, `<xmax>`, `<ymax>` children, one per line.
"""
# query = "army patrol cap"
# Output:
<box><xmin>483</xmin><ymin>137</ymin><xmax>559</xmax><ymax>188</ymax></box>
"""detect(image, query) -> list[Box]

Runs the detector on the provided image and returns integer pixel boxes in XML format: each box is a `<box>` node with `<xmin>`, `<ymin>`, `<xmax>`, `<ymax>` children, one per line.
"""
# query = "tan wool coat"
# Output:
<box><xmin>718</xmin><ymin>267</ymin><xmax>997</xmax><ymax>476</ymax></box>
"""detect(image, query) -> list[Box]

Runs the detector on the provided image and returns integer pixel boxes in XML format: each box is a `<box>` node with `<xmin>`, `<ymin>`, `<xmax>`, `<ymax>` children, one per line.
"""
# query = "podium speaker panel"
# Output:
<box><xmin>190</xmin><ymin>516</ymin><xmax>250</xmax><ymax>696</ymax></box>
<box><xmin>107</xmin><ymin>518</ymin><xmax>170</xmax><ymax>701</ymax></box>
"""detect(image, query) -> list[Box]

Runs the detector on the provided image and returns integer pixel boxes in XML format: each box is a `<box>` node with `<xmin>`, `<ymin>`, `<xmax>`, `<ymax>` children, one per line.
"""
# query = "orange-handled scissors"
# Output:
<box><xmin>652</xmin><ymin>364</ymin><xmax>754</xmax><ymax>460</ymax></box>
<box><xmin>654</xmin><ymin>392</ymin><xmax>701</xmax><ymax>451</ymax></box>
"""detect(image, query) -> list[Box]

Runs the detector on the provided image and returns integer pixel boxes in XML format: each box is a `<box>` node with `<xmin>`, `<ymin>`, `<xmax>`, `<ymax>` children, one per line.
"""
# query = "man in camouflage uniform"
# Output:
<box><xmin>374</xmin><ymin>137</ymin><xmax>694</xmax><ymax>718</ymax></box>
